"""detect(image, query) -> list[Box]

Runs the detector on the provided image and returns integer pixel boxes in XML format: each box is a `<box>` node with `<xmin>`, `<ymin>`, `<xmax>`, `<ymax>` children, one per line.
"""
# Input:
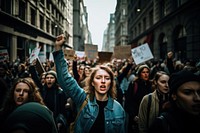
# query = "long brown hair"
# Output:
<box><xmin>0</xmin><ymin>77</ymin><xmax>45</xmax><ymax>113</ymax></box>
<box><xmin>84</xmin><ymin>65</ymin><xmax>117</xmax><ymax>101</ymax></box>
<box><xmin>152</xmin><ymin>71</ymin><xmax>169</xmax><ymax>91</ymax></box>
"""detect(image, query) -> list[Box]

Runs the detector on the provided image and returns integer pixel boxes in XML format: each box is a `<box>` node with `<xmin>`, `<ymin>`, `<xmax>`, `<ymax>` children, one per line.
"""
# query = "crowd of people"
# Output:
<box><xmin>0</xmin><ymin>34</ymin><xmax>200</xmax><ymax>133</ymax></box>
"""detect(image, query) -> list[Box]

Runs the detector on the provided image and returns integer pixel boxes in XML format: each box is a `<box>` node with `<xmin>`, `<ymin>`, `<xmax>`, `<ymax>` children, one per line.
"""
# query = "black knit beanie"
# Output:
<box><xmin>136</xmin><ymin>64</ymin><xmax>150</xmax><ymax>75</ymax></box>
<box><xmin>169</xmin><ymin>70</ymin><xmax>200</xmax><ymax>95</ymax></box>
<box><xmin>45</xmin><ymin>70</ymin><xmax>57</xmax><ymax>79</ymax></box>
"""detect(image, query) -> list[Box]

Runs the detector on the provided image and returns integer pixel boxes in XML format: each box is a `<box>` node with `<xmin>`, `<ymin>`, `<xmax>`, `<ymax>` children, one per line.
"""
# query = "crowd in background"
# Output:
<box><xmin>0</xmin><ymin>41</ymin><xmax>200</xmax><ymax>133</ymax></box>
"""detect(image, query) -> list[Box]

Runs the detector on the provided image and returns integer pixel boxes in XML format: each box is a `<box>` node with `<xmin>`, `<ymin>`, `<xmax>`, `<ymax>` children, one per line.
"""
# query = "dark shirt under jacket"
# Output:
<box><xmin>89</xmin><ymin>100</ymin><xmax>108</xmax><ymax>133</ymax></box>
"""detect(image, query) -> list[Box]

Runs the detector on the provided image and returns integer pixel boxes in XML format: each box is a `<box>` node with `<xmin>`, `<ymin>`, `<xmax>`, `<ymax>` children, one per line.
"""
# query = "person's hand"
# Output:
<box><xmin>31</xmin><ymin>59</ymin><xmax>37</xmax><ymax>66</ymax></box>
<box><xmin>74</xmin><ymin>54</ymin><xmax>77</xmax><ymax>61</ymax></box>
<box><xmin>128</xmin><ymin>56</ymin><xmax>134</xmax><ymax>64</ymax></box>
<box><xmin>167</xmin><ymin>51</ymin><xmax>173</xmax><ymax>59</ymax></box>
<box><xmin>57</xmin><ymin>123</ymin><xmax>62</xmax><ymax>131</ymax></box>
<box><xmin>134</xmin><ymin>116</ymin><xmax>139</xmax><ymax>123</ymax></box>
<box><xmin>55</xmin><ymin>34</ymin><xmax>65</xmax><ymax>51</ymax></box>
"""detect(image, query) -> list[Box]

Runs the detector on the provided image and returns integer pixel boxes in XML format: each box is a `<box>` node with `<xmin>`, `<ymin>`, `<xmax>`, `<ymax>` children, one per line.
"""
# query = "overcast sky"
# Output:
<box><xmin>84</xmin><ymin>0</ymin><xmax>116</xmax><ymax>51</ymax></box>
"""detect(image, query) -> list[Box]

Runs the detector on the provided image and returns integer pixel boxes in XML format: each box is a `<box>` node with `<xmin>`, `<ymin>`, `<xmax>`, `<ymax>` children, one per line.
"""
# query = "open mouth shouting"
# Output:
<box><xmin>16</xmin><ymin>97</ymin><xmax>25</xmax><ymax>105</ymax></box>
<box><xmin>100</xmin><ymin>85</ymin><xmax>107</xmax><ymax>91</ymax></box>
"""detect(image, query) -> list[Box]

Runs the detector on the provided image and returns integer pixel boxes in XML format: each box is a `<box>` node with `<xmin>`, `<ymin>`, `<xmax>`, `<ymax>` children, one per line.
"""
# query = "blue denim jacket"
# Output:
<box><xmin>53</xmin><ymin>50</ymin><xmax>126</xmax><ymax>133</ymax></box>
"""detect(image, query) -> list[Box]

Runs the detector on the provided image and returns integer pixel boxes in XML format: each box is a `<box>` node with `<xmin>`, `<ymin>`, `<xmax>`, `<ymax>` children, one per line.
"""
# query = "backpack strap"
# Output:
<box><xmin>74</xmin><ymin>95</ymin><xmax>88</xmax><ymax>123</ymax></box>
<box><xmin>146</xmin><ymin>94</ymin><xmax>152</xmax><ymax>128</ymax></box>
<box><xmin>134</xmin><ymin>82</ymin><xmax>138</xmax><ymax>94</ymax></box>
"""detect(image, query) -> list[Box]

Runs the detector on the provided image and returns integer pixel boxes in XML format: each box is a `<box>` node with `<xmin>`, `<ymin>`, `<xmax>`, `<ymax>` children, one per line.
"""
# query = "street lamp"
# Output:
<box><xmin>137</xmin><ymin>8</ymin><xmax>141</xmax><ymax>12</ymax></box>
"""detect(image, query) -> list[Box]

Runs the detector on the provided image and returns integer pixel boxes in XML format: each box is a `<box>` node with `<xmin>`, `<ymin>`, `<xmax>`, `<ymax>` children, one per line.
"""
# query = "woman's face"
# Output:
<box><xmin>45</xmin><ymin>74</ymin><xmax>56</xmax><ymax>88</ymax></box>
<box><xmin>140</xmin><ymin>68</ymin><xmax>150</xmax><ymax>81</ymax></box>
<box><xmin>79</xmin><ymin>65</ymin><xmax>85</xmax><ymax>75</ymax></box>
<box><xmin>172</xmin><ymin>81</ymin><xmax>200</xmax><ymax>115</ymax></box>
<box><xmin>41</xmin><ymin>73</ymin><xmax>46</xmax><ymax>85</ymax></box>
<box><xmin>84</xmin><ymin>67</ymin><xmax>91</xmax><ymax>77</ymax></box>
<box><xmin>14</xmin><ymin>82</ymin><xmax>30</xmax><ymax>106</ymax></box>
<box><xmin>157</xmin><ymin>74</ymin><xmax>169</xmax><ymax>94</ymax></box>
<box><xmin>92</xmin><ymin>69</ymin><xmax>111</xmax><ymax>100</ymax></box>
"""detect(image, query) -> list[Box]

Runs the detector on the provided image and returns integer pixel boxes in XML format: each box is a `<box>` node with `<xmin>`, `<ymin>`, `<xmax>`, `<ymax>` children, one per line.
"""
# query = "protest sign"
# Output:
<box><xmin>35</xmin><ymin>58</ymin><xmax>45</xmax><ymax>76</ymax></box>
<box><xmin>98</xmin><ymin>52</ymin><xmax>113</xmax><ymax>63</ymax></box>
<box><xmin>75</xmin><ymin>51</ymin><xmax>85</xmax><ymax>61</ymax></box>
<box><xmin>38</xmin><ymin>51</ymin><xmax>46</xmax><ymax>63</ymax></box>
<box><xmin>113</xmin><ymin>45</ymin><xmax>131</xmax><ymax>59</ymax></box>
<box><xmin>84</xmin><ymin>44</ymin><xmax>98</xmax><ymax>60</ymax></box>
<box><xmin>29</xmin><ymin>47</ymin><xmax>41</xmax><ymax>63</ymax></box>
<box><xmin>0</xmin><ymin>49</ymin><xmax>9</xmax><ymax>62</ymax></box>
<box><xmin>63</xmin><ymin>49</ymin><xmax>75</xmax><ymax>60</ymax></box>
<box><xmin>49</xmin><ymin>52</ymin><xmax>54</xmax><ymax>62</ymax></box>
<box><xmin>131</xmin><ymin>43</ymin><xmax>154</xmax><ymax>65</ymax></box>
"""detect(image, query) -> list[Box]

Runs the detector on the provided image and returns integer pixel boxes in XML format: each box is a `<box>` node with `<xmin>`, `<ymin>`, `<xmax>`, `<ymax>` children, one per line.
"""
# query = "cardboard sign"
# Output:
<box><xmin>113</xmin><ymin>45</ymin><xmax>131</xmax><ymax>59</ymax></box>
<box><xmin>131</xmin><ymin>43</ymin><xmax>154</xmax><ymax>65</ymax></box>
<box><xmin>49</xmin><ymin>52</ymin><xmax>54</xmax><ymax>62</ymax></box>
<box><xmin>64</xmin><ymin>49</ymin><xmax>75</xmax><ymax>60</ymax></box>
<box><xmin>0</xmin><ymin>49</ymin><xmax>9</xmax><ymax>62</ymax></box>
<box><xmin>98</xmin><ymin>52</ymin><xmax>113</xmax><ymax>63</ymax></box>
<box><xmin>35</xmin><ymin>58</ymin><xmax>45</xmax><ymax>76</ymax></box>
<box><xmin>38</xmin><ymin>51</ymin><xmax>46</xmax><ymax>63</ymax></box>
<box><xmin>75</xmin><ymin>51</ymin><xmax>85</xmax><ymax>61</ymax></box>
<box><xmin>29</xmin><ymin>47</ymin><xmax>41</xmax><ymax>63</ymax></box>
<box><xmin>84</xmin><ymin>44</ymin><xmax>98</xmax><ymax>60</ymax></box>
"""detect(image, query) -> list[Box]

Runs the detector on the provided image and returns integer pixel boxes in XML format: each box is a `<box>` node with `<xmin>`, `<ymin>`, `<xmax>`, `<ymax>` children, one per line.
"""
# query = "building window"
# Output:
<box><xmin>40</xmin><ymin>0</ymin><xmax>45</xmax><ymax>5</ymax></box>
<box><xmin>40</xmin><ymin>14</ymin><xmax>44</xmax><ymax>30</ymax></box>
<box><xmin>178</xmin><ymin>27</ymin><xmax>186</xmax><ymax>38</ymax></box>
<box><xmin>46</xmin><ymin>20</ymin><xmax>49</xmax><ymax>33</ymax></box>
<box><xmin>159</xmin><ymin>33</ymin><xmax>168</xmax><ymax>60</ymax></box>
<box><xmin>143</xmin><ymin>18</ymin><xmax>146</xmax><ymax>31</ymax></box>
<box><xmin>149</xmin><ymin>10</ymin><xmax>153</xmax><ymax>26</ymax></box>
<box><xmin>138</xmin><ymin>23</ymin><xmax>141</xmax><ymax>34</ymax></box>
<box><xmin>135</xmin><ymin>27</ymin><xmax>137</xmax><ymax>37</ymax></box>
<box><xmin>160</xmin><ymin>0</ymin><xmax>167</xmax><ymax>18</ymax></box>
<box><xmin>0</xmin><ymin>0</ymin><xmax>11</xmax><ymax>13</ymax></box>
<box><xmin>30</xmin><ymin>7</ymin><xmax>36</xmax><ymax>25</ymax></box>
<box><xmin>51</xmin><ymin>23</ymin><xmax>55</xmax><ymax>35</ymax></box>
<box><xmin>19</xmin><ymin>0</ymin><xmax>26</xmax><ymax>21</ymax></box>
<box><xmin>47</xmin><ymin>2</ymin><xmax>50</xmax><ymax>11</ymax></box>
<box><xmin>174</xmin><ymin>0</ymin><xmax>185</xmax><ymax>8</ymax></box>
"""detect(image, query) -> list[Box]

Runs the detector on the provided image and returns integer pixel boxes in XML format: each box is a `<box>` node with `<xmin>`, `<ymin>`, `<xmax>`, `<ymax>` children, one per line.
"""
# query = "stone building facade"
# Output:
<box><xmin>0</xmin><ymin>0</ymin><xmax>73</xmax><ymax>62</ymax></box>
<box><xmin>126</xmin><ymin>0</ymin><xmax>200</xmax><ymax>61</ymax></box>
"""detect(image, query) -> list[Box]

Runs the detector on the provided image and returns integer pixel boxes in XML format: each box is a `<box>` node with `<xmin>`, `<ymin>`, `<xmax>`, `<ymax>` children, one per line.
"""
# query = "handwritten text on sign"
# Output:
<box><xmin>131</xmin><ymin>43</ymin><xmax>154</xmax><ymax>65</ymax></box>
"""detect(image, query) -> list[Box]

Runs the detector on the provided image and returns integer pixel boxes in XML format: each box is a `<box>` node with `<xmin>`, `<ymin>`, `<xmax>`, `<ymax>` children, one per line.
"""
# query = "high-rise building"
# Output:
<box><xmin>102</xmin><ymin>13</ymin><xmax>115</xmax><ymax>52</ymax></box>
<box><xmin>126</xmin><ymin>0</ymin><xmax>200</xmax><ymax>61</ymax></box>
<box><xmin>0</xmin><ymin>0</ymin><xmax>73</xmax><ymax>62</ymax></box>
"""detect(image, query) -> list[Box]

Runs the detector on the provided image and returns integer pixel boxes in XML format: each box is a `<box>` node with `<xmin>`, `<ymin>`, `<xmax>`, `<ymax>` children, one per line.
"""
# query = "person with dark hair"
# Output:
<box><xmin>0</xmin><ymin>62</ymin><xmax>14</xmax><ymax>88</ymax></box>
<box><xmin>149</xmin><ymin>70</ymin><xmax>200</xmax><ymax>133</ymax></box>
<box><xmin>79</xmin><ymin>65</ymin><xmax>92</xmax><ymax>88</ymax></box>
<box><xmin>0</xmin><ymin>77</ymin><xmax>45</xmax><ymax>131</ymax></box>
<box><xmin>40</xmin><ymin>70</ymin><xmax>68</xmax><ymax>133</ymax></box>
<box><xmin>124</xmin><ymin>64</ymin><xmax>153</xmax><ymax>133</ymax></box>
<box><xmin>138</xmin><ymin>71</ymin><xmax>170</xmax><ymax>133</ymax></box>
<box><xmin>0</xmin><ymin>77</ymin><xmax>9</xmax><ymax>108</ymax></box>
<box><xmin>17</xmin><ymin>63</ymin><xmax>30</xmax><ymax>78</ymax></box>
<box><xmin>53</xmin><ymin>34</ymin><xmax>126</xmax><ymax>133</ymax></box>
<box><xmin>2</xmin><ymin>102</ymin><xmax>58</xmax><ymax>133</ymax></box>
<box><xmin>29</xmin><ymin>59</ymin><xmax>69</xmax><ymax>133</ymax></box>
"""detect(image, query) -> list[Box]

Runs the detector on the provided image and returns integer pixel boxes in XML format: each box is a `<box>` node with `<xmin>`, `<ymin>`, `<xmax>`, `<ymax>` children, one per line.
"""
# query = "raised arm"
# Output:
<box><xmin>53</xmin><ymin>34</ymin><xmax>86</xmax><ymax>106</ymax></box>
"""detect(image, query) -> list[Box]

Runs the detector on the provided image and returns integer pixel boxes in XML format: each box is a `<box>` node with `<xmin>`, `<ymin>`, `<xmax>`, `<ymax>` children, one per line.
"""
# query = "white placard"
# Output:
<box><xmin>0</xmin><ymin>49</ymin><xmax>9</xmax><ymax>62</ymax></box>
<box><xmin>49</xmin><ymin>52</ymin><xmax>54</xmax><ymax>62</ymax></box>
<box><xmin>75</xmin><ymin>51</ymin><xmax>85</xmax><ymax>61</ymax></box>
<box><xmin>29</xmin><ymin>47</ymin><xmax>41</xmax><ymax>63</ymax></box>
<box><xmin>38</xmin><ymin>51</ymin><xmax>46</xmax><ymax>63</ymax></box>
<box><xmin>131</xmin><ymin>43</ymin><xmax>154</xmax><ymax>65</ymax></box>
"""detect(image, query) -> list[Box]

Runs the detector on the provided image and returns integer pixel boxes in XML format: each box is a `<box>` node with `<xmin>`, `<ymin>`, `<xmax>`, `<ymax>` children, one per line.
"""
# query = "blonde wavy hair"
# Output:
<box><xmin>84</xmin><ymin>65</ymin><xmax>117</xmax><ymax>101</ymax></box>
